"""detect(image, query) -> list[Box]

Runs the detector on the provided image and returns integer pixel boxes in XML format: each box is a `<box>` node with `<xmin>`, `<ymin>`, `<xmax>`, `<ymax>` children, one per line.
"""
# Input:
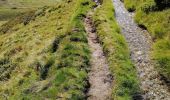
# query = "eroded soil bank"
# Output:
<box><xmin>113</xmin><ymin>0</ymin><xmax>170</xmax><ymax>99</ymax></box>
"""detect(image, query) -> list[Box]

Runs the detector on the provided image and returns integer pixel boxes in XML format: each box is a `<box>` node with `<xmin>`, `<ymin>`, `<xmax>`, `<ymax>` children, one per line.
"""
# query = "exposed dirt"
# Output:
<box><xmin>84</xmin><ymin>11</ymin><xmax>113</xmax><ymax>100</ymax></box>
<box><xmin>113</xmin><ymin>0</ymin><xmax>170</xmax><ymax>99</ymax></box>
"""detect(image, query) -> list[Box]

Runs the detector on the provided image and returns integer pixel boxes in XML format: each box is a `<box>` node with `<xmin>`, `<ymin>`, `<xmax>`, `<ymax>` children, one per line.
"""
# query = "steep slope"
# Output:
<box><xmin>0</xmin><ymin>0</ymin><xmax>58</xmax><ymax>26</ymax></box>
<box><xmin>0</xmin><ymin>0</ymin><xmax>94</xmax><ymax>99</ymax></box>
<box><xmin>1</xmin><ymin>0</ymin><xmax>169</xmax><ymax>100</ymax></box>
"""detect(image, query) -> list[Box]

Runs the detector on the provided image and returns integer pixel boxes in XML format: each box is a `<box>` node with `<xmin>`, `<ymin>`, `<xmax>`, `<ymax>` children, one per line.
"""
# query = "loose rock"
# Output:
<box><xmin>113</xmin><ymin>0</ymin><xmax>170</xmax><ymax>99</ymax></box>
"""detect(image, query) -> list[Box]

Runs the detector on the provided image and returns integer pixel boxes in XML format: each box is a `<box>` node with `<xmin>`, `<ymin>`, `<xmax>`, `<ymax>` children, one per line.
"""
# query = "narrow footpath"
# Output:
<box><xmin>113</xmin><ymin>0</ymin><xmax>170</xmax><ymax>99</ymax></box>
<box><xmin>84</xmin><ymin>11</ymin><xmax>113</xmax><ymax>100</ymax></box>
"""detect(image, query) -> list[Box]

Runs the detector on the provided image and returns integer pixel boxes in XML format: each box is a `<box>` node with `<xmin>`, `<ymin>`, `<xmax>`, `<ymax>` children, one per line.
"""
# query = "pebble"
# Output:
<box><xmin>113</xmin><ymin>0</ymin><xmax>170</xmax><ymax>99</ymax></box>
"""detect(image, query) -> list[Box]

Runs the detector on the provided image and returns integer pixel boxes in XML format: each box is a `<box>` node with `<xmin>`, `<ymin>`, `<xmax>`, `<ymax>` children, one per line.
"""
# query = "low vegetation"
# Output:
<box><xmin>0</xmin><ymin>0</ymin><xmax>94</xmax><ymax>99</ymax></box>
<box><xmin>93</xmin><ymin>0</ymin><xmax>140</xmax><ymax>99</ymax></box>
<box><xmin>123</xmin><ymin>0</ymin><xmax>170</xmax><ymax>83</ymax></box>
<box><xmin>0</xmin><ymin>0</ymin><xmax>59</xmax><ymax>26</ymax></box>
<box><xmin>1</xmin><ymin>0</ymin><xmax>168</xmax><ymax>99</ymax></box>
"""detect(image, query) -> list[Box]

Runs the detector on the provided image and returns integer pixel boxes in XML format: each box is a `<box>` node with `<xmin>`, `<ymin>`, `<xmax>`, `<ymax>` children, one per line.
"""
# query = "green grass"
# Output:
<box><xmin>93</xmin><ymin>0</ymin><xmax>140</xmax><ymax>99</ymax></box>
<box><xmin>123</xmin><ymin>0</ymin><xmax>143</xmax><ymax>12</ymax></box>
<box><xmin>124</xmin><ymin>0</ymin><xmax>170</xmax><ymax>82</ymax></box>
<box><xmin>4</xmin><ymin>0</ymin><xmax>60</xmax><ymax>7</ymax></box>
<box><xmin>0</xmin><ymin>0</ymin><xmax>60</xmax><ymax>26</ymax></box>
<box><xmin>153</xmin><ymin>40</ymin><xmax>170</xmax><ymax>80</ymax></box>
<box><xmin>0</xmin><ymin>0</ymin><xmax>94</xmax><ymax>99</ymax></box>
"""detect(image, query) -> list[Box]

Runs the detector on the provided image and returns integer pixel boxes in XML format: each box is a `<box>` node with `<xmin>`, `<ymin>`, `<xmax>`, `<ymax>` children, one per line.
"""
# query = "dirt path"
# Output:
<box><xmin>84</xmin><ymin>11</ymin><xmax>113</xmax><ymax>100</ymax></box>
<box><xmin>113</xmin><ymin>0</ymin><xmax>170</xmax><ymax>99</ymax></box>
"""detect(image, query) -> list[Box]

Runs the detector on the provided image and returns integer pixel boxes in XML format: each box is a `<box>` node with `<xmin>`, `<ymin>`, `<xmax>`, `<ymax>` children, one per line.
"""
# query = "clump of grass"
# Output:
<box><xmin>59</xmin><ymin>42</ymin><xmax>90</xmax><ymax>69</ymax></box>
<box><xmin>40</xmin><ymin>55</ymin><xmax>55</xmax><ymax>80</ymax></box>
<box><xmin>93</xmin><ymin>0</ymin><xmax>140</xmax><ymax>99</ymax></box>
<box><xmin>123</xmin><ymin>0</ymin><xmax>141</xmax><ymax>12</ymax></box>
<box><xmin>44</xmin><ymin>67</ymin><xmax>88</xmax><ymax>99</ymax></box>
<box><xmin>153</xmin><ymin>24</ymin><xmax>166</xmax><ymax>39</ymax></box>
<box><xmin>0</xmin><ymin>57</ymin><xmax>17</xmax><ymax>81</ymax></box>
<box><xmin>140</xmin><ymin>1</ymin><xmax>157</xmax><ymax>13</ymax></box>
<box><xmin>70</xmin><ymin>32</ymin><xmax>88</xmax><ymax>43</ymax></box>
<box><xmin>153</xmin><ymin>39</ymin><xmax>170</xmax><ymax>81</ymax></box>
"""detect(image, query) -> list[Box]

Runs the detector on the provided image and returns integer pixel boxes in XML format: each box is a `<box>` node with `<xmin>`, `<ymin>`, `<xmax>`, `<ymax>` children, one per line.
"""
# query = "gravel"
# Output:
<box><xmin>113</xmin><ymin>0</ymin><xmax>170</xmax><ymax>99</ymax></box>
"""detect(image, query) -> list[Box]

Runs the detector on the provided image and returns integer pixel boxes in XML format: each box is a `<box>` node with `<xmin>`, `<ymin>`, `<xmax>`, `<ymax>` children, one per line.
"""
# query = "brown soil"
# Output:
<box><xmin>84</xmin><ymin>12</ymin><xmax>113</xmax><ymax>100</ymax></box>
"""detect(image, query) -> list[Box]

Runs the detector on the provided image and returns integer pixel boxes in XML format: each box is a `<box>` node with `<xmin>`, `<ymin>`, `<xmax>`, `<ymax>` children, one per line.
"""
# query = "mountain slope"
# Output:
<box><xmin>0</xmin><ymin>0</ymin><xmax>169</xmax><ymax>99</ymax></box>
<box><xmin>0</xmin><ymin>0</ymin><xmax>94</xmax><ymax>99</ymax></box>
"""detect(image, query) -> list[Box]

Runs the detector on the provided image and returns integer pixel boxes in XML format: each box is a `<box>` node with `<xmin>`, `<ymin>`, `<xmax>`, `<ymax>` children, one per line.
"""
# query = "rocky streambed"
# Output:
<box><xmin>113</xmin><ymin>0</ymin><xmax>170</xmax><ymax>99</ymax></box>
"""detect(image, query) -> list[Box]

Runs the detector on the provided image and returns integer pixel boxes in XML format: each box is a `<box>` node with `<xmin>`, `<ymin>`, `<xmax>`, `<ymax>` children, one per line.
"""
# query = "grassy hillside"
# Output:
<box><xmin>93</xmin><ymin>0</ymin><xmax>140</xmax><ymax>99</ymax></box>
<box><xmin>3</xmin><ymin>0</ymin><xmax>168</xmax><ymax>99</ymax></box>
<box><xmin>123</xmin><ymin>0</ymin><xmax>170</xmax><ymax>82</ymax></box>
<box><xmin>0</xmin><ymin>0</ymin><xmax>94</xmax><ymax>99</ymax></box>
<box><xmin>1</xmin><ymin>0</ymin><xmax>60</xmax><ymax>7</ymax></box>
<box><xmin>0</xmin><ymin>0</ymin><xmax>59</xmax><ymax>26</ymax></box>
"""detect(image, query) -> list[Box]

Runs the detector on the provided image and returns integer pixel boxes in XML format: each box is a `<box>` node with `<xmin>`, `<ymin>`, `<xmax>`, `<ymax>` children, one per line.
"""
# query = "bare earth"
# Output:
<box><xmin>84</xmin><ymin>11</ymin><xmax>113</xmax><ymax>100</ymax></box>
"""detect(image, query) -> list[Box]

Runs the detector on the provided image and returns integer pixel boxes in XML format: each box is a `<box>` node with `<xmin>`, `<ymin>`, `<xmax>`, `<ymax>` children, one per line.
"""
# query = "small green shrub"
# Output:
<box><xmin>124</xmin><ymin>0</ymin><xmax>139</xmax><ymax>11</ymax></box>
<box><xmin>140</xmin><ymin>1</ymin><xmax>156</xmax><ymax>13</ymax></box>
